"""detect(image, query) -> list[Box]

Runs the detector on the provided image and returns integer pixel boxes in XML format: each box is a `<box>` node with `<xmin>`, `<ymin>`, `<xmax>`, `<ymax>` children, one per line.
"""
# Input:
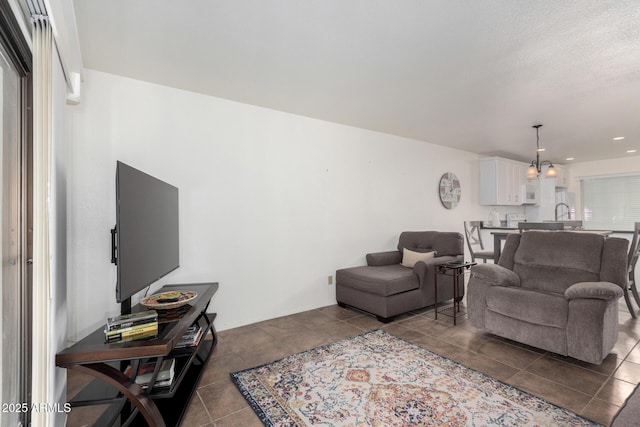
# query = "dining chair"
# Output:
<box><xmin>463</xmin><ymin>221</ymin><xmax>495</xmax><ymax>263</ymax></box>
<box><xmin>625</xmin><ymin>222</ymin><xmax>640</xmax><ymax>318</ymax></box>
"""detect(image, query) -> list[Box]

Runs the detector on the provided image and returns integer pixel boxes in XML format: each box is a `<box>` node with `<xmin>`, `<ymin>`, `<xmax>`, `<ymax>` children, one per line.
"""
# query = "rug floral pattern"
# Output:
<box><xmin>231</xmin><ymin>330</ymin><xmax>600</xmax><ymax>426</ymax></box>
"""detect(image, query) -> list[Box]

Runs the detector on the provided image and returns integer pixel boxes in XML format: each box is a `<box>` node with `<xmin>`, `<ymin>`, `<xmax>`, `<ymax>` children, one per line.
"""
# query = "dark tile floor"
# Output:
<box><xmin>67</xmin><ymin>299</ymin><xmax>640</xmax><ymax>426</ymax></box>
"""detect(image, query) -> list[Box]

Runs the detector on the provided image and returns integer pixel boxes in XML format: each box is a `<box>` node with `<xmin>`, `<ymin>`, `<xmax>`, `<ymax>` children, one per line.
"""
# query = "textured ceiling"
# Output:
<box><xmin>73</xmin><ymin>0</ymin><xmax>640</xmax><ymax>164</ymax></box>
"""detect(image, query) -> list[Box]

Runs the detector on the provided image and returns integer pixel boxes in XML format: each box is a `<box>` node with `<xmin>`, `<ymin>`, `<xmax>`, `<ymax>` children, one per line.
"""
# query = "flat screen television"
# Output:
<box><xmin>111</xmin><ymin>161</ymin><xmax>179</xmax><ymax>313</ymax></box>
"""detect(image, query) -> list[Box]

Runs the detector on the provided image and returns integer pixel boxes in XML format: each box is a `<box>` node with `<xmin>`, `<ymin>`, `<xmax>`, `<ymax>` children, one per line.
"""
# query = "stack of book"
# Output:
<box><xmin>175</xmin><ymin>325</ymin><xmax>204</xmax><ymax>349</ymax></box>
<box><xmin>125</xmin><ymin>358</ymin><xmax>175</xmax><ymax>389</ymax></box>
<box><xmin>105</xmin><ymin>310</ymin><xmax>158</xmax><ymax>343</ymax></box>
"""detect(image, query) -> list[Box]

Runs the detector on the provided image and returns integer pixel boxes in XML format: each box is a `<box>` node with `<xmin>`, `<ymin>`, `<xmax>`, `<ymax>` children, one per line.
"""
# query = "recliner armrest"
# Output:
<box><xmin>470</xmin><ymin>264</ymin><xmax>520</xmax><ymax>287</ymax></box>
<box><xmin>366</xmin><ymin>251</ymin><xmax>402</xmax><ymax>266</ymax></box>
<box><xmin>565</xmin><ymin>282</ymin><xmax>623</xmax><ymax>301</ymax></box>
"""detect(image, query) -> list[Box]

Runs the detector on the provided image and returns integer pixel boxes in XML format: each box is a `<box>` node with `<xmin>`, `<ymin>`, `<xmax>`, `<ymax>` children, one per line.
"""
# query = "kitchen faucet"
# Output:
<box><xmin>555</xmin><ymin>202</ymin><xmax>571</xmax><ymax>221</ymax></box>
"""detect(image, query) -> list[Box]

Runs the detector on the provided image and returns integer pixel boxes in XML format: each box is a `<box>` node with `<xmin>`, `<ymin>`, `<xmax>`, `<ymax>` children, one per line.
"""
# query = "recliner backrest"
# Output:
<box><xmin>500</xmin><ymin>231</ymin><xmax>628</xmax><ymax>293</ymax></box>
<box><xmin>397</xmin><ymin>231</ymin><xmax>463</xmax><ymax>257</ymax></box>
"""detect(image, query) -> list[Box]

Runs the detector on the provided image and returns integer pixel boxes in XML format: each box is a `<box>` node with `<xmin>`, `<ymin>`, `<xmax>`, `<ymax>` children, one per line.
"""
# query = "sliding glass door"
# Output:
<box><xmin>1</xmin><ymin>38</ymin><xmax>24</xmax><ymax>427</ymax></box>
<box><xmin>0</xmin><ymin>2</ymin><xmax>32</xmax><ymax>425</ymax></box>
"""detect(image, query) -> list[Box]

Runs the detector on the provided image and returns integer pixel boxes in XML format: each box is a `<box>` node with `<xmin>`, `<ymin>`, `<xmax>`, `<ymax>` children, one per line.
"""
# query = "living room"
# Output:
<box><xmin>3</xmin><ymin>1</ymin><xmax>640</xmax><ymax>426</ymax></box>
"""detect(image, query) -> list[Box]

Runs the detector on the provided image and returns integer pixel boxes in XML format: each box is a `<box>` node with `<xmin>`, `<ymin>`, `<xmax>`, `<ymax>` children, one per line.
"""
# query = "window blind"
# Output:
<box><xmin>582</xmin><ymin>175</ymin><xmax>640</xmax><ymax>231</ymax></box>
<box><xmin>30</xmin><ymin>8</ymin><xmax>54</xmax><ymax>427</ymax></box>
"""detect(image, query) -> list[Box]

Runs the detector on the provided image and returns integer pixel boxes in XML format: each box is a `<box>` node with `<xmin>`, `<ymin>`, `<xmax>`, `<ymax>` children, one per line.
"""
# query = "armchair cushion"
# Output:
<box><xmin>401</xmin><ymin>248</ymin><xmax>435</xmax><ymax>268</ymax></box>
<box><xmin>335</xmin><ymin>264</ymin><xmax>419</xmax><ymax>297</ymax></box>
<box><xmin>487</xmin><ymin>287</ymin><xmax>568</xmax><ymax>328</ymax></box>
<box><xmin>565</xmin><ymin>282</ymin><xmax>623</xmax><ymax>301</ymax></box>
<box><xmin>514</xmin><ymin>231</ymin><xmax>604</xmax><ymax>273</ymax></box>
<box><xmin>471</xmin><ymin>264</ymin><xmax>520</xmax><ymax>287</ymax></box>
<box><xmin>512</xmin><ymin>232</ymin><xmax>604</xmax><ymax>293</ymax></box>
<box><xmin>398</xmin><ymin>231</ymin><xmax>463</xmax><ymax>257</ymax></box>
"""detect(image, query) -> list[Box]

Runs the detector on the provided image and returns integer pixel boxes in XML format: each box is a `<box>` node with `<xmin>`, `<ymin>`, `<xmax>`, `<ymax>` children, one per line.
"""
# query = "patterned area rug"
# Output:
<box><xmin>231</xmin><ymin>330</ymin><xmax>600</xmax><ymax>426</ymax></box>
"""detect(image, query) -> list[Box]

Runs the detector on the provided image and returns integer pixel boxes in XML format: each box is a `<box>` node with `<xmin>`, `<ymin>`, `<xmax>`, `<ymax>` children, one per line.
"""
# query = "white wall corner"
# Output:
<box><xmin>66</xmin><ymin>71</ymin><xmax>80</xmax><ymax>104</ymax></box>
<box><xmin>44</xmin><ymin>0</ymin><xmax>83</xmax><ymax>103</ymax></box>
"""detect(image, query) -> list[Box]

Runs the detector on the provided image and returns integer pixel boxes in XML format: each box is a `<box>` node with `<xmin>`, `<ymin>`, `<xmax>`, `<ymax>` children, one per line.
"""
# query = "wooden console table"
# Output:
<box><xmin>56</xmin><ymin>282</ymin><xmax>218</xmax><ymax>427</ymax></box>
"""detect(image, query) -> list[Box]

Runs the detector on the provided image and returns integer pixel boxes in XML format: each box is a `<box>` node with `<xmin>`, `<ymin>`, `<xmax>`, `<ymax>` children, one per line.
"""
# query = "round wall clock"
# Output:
<box><xmin>439</xmin><ymin>172</ymin><xmax>461</xmax><ymax>209</ymax></box>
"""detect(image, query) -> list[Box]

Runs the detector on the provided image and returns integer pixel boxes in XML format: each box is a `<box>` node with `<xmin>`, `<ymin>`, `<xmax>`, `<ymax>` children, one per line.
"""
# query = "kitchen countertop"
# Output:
<box><xmin>480</xmin><ymin>223</ymin><xmax>633</xmax><ymax>234</ymax></box>
<box><xmin>480</xmin><ymin>225</ymin><xmax>517</xmax><ymax>230</ymax></box>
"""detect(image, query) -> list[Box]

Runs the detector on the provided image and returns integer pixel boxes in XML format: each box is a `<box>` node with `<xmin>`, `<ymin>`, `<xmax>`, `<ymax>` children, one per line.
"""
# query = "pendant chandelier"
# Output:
<box><xmin>526</xmin><ymin>124</ymin><xmax>556</xmax><ymax>179</ymax></box>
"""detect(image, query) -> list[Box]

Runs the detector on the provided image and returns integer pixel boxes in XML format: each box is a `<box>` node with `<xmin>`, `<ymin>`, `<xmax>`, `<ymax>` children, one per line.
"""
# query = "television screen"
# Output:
<box><xmin>114</xmin><ymin>161</ymin><xmax>179</xmax><ymax>304</ymax></box>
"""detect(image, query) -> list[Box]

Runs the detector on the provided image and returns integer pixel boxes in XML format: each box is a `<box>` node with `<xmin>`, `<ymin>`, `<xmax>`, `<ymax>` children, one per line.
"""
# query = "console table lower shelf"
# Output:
<box><xmin>57</xmin><ymin>283</ymin><xmax>218</xmax><ymax>427</ymax></box>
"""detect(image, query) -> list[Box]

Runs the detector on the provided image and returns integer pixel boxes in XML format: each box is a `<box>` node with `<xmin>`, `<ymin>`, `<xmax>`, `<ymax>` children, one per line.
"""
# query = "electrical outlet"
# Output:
<box><xmin>328</xmin><ymin>275</ymin><xmax>333</xmax><ymax>285</ymax></box>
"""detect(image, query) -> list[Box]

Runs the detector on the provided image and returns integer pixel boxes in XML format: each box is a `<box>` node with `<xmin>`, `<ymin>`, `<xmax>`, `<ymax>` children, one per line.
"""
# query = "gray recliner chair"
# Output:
<box><xmin>468</xmin><ymin>231</ymin><xmax>628</xmax><ymax>365</ymax></box>
<box><xmin>336</xmin><ymin>231</ymin><xmax>464</xmax><ymax>322</ymax></box>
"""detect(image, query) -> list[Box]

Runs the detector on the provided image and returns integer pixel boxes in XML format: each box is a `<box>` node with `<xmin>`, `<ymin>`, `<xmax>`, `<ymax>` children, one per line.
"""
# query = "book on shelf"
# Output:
<box><xmin>105</xmin><ymin>322</ymin><xmax>158</xmax><ymax>343</ymax></box>
<box><xmin>125</xmin><ymin>358</ymin><xmax>175</xmax><ymax>389</ymax></box>
<box><xmin>106</xmin><ymin>310</ymin><xmax>158</xmax><ymax>332</ymax></box>
<box><xmin>141</xmin><ymin>378</ymin><xmax>172</xmax><ymax>389</ymax></box>
<box><xmin>175</xmin><ymin>325</ymin><xmax>204</xmax><ymax>349</ymax></box>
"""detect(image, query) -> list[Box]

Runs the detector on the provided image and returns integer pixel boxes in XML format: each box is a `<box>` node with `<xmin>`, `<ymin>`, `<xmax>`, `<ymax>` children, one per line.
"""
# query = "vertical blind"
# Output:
<box><xmin>582</xmin><ymin>175</ymin><xmax>640</xmax><ymax>231</ymax></box>
<box><xmin>30</xmin><ymin>7</ymin><xmax>53</xmax><ymax>427</ymax></box>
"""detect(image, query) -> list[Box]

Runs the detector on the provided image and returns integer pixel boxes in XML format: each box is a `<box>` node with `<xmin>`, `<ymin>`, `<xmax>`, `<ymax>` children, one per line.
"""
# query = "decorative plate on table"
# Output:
<box><xmin>141</xmin><ymin>291</ymin><xmax>197</xmax><ymax>310</ymax></box>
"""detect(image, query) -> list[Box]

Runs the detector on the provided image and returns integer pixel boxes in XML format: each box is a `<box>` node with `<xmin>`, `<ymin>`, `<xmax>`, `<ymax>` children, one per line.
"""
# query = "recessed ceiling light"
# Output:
<box><xmin>626</xmin><ymin>149</ymin><xmax>637</xmax><ymax>153</ymax></box>
<box><xmin>614</xmin><ymin>137</ymin><xmax>625</xmax><ymax>140</ymax></box>
<box><xmin>536</xmin><ymin>148</ymin><xmax>546</xmax><ymax>152</ymax></box>
<box><xmin>566</xmin><ymin>157</ymin><xmax>575</xmax><ymax>161</ymax></box>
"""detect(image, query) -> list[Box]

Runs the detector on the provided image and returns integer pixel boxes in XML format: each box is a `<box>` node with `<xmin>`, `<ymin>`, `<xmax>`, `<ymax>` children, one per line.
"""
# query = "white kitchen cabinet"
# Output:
<box><xmin>480</xmin><ymin>157</ymin><xmax>528</xmax><ymax>205</ymax></box>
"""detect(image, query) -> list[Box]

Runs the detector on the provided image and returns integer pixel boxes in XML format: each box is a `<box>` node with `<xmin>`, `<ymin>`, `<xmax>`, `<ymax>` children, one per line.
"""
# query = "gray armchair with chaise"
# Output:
<box><xmin>336</xmin><ymin>231</ymin><xmax>464</xmax><ymax>322</ymax></box>
<box><xmin>467</xmin><ymin>231</ymin><xmax>628</xmax><ymax>365</ymax></box>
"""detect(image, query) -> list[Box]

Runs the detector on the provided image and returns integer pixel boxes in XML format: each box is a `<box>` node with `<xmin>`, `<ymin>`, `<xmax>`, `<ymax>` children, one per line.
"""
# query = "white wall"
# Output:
<box><xmin>51</xmin><ymin>50</ymin><xmax>69</xmax><ymax>427</ymax></box>
<box><xmin>65</xmin><ymin>69</ymin><xmax>495</xmax><ymax>339</ymax></box>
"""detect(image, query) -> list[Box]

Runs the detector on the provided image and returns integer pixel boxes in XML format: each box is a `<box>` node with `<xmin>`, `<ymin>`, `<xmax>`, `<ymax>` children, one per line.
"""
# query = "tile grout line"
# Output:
<box><xmin>211</xmin><ymin>303</ymin><xmax>637</xmax><ymax>427</ymax></box>
<box><xmin>370</xmin><ymin>310</ymin><xmax>620</xmax><ymax>418</ymax></box>
<box><xmin>194</xmin><ymin>390</ymin><xmax>215</xmax><ymax>426</ymax></box>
